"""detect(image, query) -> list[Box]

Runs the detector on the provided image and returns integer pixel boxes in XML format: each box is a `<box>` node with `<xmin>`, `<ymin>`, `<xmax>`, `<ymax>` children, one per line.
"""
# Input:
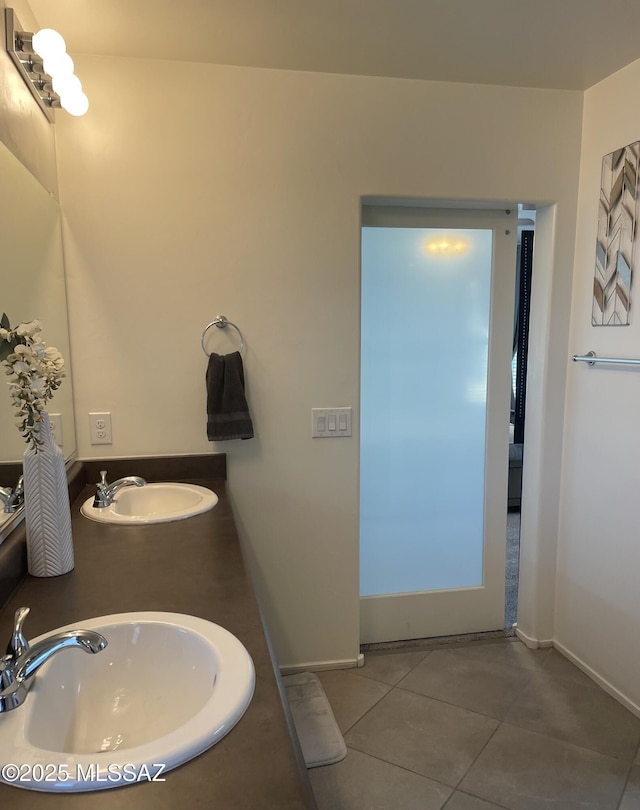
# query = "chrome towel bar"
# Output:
<box><xmin>201</xmin><ymin>315</ymin><xmax>245</xmax><ymax>356</ymax></box>
<box><xmin>572</xmin><ymin>351</ymin><xmax>640</xmax><ymax>367</ymax></box>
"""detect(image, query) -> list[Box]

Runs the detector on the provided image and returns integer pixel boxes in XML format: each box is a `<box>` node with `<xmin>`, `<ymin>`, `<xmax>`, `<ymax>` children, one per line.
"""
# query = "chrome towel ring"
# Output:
<box><xmin>201</xmin><ymin>315</ymin><xmax>245</xmax><ymax>356</ymax></box>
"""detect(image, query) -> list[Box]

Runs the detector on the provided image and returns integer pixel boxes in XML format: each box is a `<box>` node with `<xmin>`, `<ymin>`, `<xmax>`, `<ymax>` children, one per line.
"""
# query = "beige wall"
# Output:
<box><xmin>54</xmin><ymin>55</ymin><xmax>583</xmax><ymax>668</ymax></box>
<box><xmin>557</xmin><ymin>57</ymin><xmax>640</xmax><ymax>712</ymax></box>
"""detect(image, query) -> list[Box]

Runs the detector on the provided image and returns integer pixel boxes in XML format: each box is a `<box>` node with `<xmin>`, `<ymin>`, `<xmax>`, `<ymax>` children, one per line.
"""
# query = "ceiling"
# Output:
<box><xmin>25</xmin><ymin>0</ymin><xmax>640</xmax><ymax>91</ymax></box>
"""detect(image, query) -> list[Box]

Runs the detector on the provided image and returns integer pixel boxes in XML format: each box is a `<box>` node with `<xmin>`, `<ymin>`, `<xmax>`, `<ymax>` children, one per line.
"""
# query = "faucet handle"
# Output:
<box><xmin>6</xmin><ymin>607</ymin><xmax>30</xmax><ymax>660</ymax></box>
<box><xmin>0</xmin><ymin>475</ymin><xmax>25</xmax><ymax>514</ymax></box>
<box><xmin>93</xmin><ymin>471</ymin><xmax>110</xmax><ymax>508</ymax></box>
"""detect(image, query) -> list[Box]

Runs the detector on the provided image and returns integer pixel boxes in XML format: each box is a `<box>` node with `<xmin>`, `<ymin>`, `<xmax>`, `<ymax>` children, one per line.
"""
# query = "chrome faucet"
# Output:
<box><xmin>0</xmin><ymin>475</ymin><xmax>24</xmax><ymax>513</ymax></box>
<box><xmin>0</xmin><ymin>607</ymin><xmax>107</xmax><ymax>713</ymax></box>
<box><xmin>92</xmin><ymin>470</ymin><xmax>147</xmax><ymax>508</ymax></box>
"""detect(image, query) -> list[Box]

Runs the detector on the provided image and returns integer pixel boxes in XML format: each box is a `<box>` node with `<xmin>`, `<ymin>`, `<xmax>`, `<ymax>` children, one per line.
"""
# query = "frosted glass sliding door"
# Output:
<box><xmin>360</xmin><ymin>226</ymin><xmax>493</xmax><ymax>597</ymax></box>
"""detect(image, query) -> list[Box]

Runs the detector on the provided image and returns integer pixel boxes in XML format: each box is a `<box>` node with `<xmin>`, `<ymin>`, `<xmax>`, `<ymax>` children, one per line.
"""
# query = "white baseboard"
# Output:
<box><xmin>280</xmin><ymin>656</ymin><xmax>362</xmax><ymax>675</ymax></box>
<box><xmin>553</xmin><ymin>640</ymin><xmax>640</xmax><ymax>720</ymax></box>
<box><xmin>514</xmin><ymin>626</ymin><xmax>554</xmax><ymax>649</ymax></box>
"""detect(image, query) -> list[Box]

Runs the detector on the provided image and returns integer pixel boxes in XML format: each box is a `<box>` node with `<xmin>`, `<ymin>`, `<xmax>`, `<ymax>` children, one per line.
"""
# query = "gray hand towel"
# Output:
<box><xmin>206</xmin><ymin>351</ymin><xmax>254</xmax><ymax>441</ymax></box>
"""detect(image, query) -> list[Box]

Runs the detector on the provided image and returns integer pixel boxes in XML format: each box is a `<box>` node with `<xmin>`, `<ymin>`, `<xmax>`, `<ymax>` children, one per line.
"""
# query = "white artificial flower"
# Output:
<box><xmin>15</xmin><ymin>320</ymin><xmax>42</xmax><ymax>338</ymax></box>
<box><xmin>29</xmin><ymin>377</ymin><xmax>47</xmax><ymax>394</ymax></box>
<box><xmin>1</xmin><ymin>315</ymin><xmax>65</xmax><ymax>451</ymax></box>
<box><xmin>44</xmin><ymin>346</ymin><xmax>63</xmax><ymax>363</ymax></box>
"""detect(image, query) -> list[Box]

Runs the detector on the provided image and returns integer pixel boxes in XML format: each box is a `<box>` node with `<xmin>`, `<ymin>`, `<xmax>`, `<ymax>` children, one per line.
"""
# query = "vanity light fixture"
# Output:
<box><xmin>5</xmin><ymin>8</ymin><xmax>88</xmax><ymax>122</ymax></box>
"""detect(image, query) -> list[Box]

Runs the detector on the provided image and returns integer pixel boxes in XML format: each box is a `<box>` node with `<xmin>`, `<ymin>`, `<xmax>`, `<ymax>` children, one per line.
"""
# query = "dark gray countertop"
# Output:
<box><xmin>0</xmin><ymin>478</ymin><xmax>316</xmax><ymax>808</ymax></box>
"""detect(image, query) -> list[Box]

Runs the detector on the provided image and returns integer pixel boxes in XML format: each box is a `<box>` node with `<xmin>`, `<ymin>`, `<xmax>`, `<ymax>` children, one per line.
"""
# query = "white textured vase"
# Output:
<box><xmin>23</xmin><ymin>412</ymin><xmax>74</xmax><ymax>577</ymax></box>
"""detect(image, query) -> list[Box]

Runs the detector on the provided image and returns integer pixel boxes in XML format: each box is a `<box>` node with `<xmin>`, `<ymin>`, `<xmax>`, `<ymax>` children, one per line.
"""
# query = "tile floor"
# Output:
<box><xmin>309</xmin><ymin>639</ymin><xmax>640</xmax><ymax>810</ymax></box>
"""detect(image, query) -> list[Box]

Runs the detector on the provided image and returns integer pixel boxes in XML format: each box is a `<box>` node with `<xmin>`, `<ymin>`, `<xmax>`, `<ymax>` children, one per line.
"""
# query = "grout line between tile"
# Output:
<box><xmin>499</xmin><ymin>718</ymin><xmax>639</xmax><ymax>764</ymax></box>
<box><xmin>349</xmin><ymin>649</ymin><xmax>432</xmax><ymax>687</ymax></box>
<box><xmin>614</xmin><ymin>761</ymin><xmax>635</xmax><ymax>810</ymax></box>
<box><xmin>390</xmin><ymin>682</ymin><xmax>513</xmax><ymax>724</ymax></box>
<box><xmin>451</xmin><ymin>717</ymin><xmax>503</xmax><ymax>791</ymax></box>
<box><xmin>441</xmin><ymin>787</ymin><xmax>513</xmax><ymax>810</ymax></box>
<box><xmin>339</xmin><ymin>678</ymin><xmax>395</xmax><ymax>735</ymax></box>
<box><xmin>340</xmin><ymin>743</ymin><xmax>457</xmax><ymax>796</ymax></box>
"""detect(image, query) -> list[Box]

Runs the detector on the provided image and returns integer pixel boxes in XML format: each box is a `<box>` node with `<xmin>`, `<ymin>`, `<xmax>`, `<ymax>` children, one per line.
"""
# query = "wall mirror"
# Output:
<box><xmin>0</xmin><ymin>141</ymin><xmax>76</xmax><ymax>471</ymax></box>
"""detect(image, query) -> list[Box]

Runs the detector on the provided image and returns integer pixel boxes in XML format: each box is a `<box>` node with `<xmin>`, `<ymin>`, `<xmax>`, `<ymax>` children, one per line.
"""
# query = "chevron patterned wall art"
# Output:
<box><xmin>592</xmin><ymin>141</ymin><xmax>640</xmax><ymax>326</ymax></box>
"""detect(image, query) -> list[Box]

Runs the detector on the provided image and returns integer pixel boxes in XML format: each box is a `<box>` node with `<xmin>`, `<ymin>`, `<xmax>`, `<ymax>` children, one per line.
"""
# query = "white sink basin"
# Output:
<box><xmin>80</xmin><ymin>483</ymin><xmax>218</xmax><ymax>524</ymax></box>
<box><xmin>0</xmin><ymin>612</ymin><xmax>254</xmax><ymax>792</ymax></box>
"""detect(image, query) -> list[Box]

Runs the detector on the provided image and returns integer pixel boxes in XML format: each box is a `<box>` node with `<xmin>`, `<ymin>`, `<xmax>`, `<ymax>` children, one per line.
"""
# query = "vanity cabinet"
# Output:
<box><xmin>0</xmin><ymin>465</ymin><xmax>316</xmax><ymax>809</ymax></box>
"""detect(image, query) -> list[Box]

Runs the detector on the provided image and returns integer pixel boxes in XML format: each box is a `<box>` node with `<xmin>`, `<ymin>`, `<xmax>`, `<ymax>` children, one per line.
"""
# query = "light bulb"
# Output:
<box><xmin>31</xmin><ymin>28</ymin><xmax>66</xmax><ymax>60</ymax></box>
<box><xmin>61</xmin><ymin>91</ymin><xmax>89</xmax><ymax>116</ymax></box>
<box><xmin>52</xmin><ymin>73</ymin><xmax>81</xmax><ymax>98</ymax></box>
<box><xmin>43</xmin><ymin>51</ymin><xmax>74</xmax><ymax>79</ymax></box>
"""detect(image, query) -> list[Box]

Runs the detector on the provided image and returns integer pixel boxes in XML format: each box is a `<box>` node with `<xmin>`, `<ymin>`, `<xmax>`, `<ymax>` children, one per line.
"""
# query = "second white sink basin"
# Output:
<box><xmin>0</xmin><ymin>612</ymin><xmax>255</xmax><ymax>791</ymax></box>
<box><xmin>81</xmin><ymin>483</ymin><xmax>218</xmax><ymax>525</ymax></box>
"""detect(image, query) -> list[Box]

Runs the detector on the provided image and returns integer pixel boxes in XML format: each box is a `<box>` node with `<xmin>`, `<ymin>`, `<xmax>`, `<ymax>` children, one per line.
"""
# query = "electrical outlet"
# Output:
<box><xmin>48</xmin><ymin>413</ymin><xmax>63</xmax><ymax>448</ymax></box>
<box><xmin>89</xmin><ymin>412</ymin><xmax>112</xmax><ymax>445</ymax></box>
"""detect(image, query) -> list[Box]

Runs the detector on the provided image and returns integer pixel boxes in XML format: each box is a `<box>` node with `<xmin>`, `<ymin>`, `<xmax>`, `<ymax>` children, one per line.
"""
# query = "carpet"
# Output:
<box><xmin>282</xmin><ymin>672</ymin><xmax>347</xmax><ymax>768</ymax></box>
<box><xmin>505</xmin><ymin>510</ymin><xmax>521</xmax><ymax>629</ymax></box>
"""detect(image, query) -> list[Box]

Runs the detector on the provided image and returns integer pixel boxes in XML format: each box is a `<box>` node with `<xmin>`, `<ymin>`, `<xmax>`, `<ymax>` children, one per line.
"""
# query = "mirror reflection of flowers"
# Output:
<box><xmin>0</xmin><ymin>313</ymin><xmax>65</xmax><ymax>451</ymax></box>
